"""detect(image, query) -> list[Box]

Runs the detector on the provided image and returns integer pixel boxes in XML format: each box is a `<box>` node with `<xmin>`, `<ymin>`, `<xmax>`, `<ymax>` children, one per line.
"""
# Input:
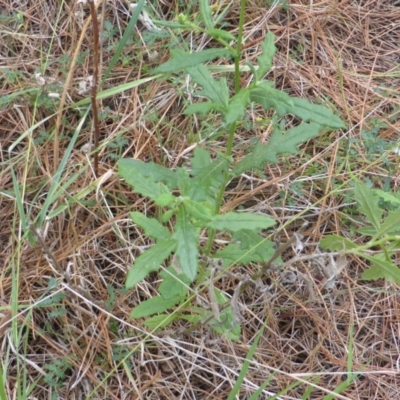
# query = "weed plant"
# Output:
<box><xmin>118</xmin><ymin>0</ymin><xmax>346</xmax><ymax>338</ymax></box>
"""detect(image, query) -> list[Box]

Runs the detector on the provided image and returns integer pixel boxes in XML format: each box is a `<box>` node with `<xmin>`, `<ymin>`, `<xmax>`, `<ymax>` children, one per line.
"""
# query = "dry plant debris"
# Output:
<box><xmin>1</xmin><ymin>0</ymin><xmax>400</xmax><ymax>399</ymax></box>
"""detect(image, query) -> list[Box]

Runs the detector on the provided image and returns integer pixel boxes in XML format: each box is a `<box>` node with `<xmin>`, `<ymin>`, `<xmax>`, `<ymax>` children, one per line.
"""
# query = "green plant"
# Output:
<box><xmin>43</xmin><ymin>356</ymin><xmax>73</xmax><ymax>393</ymax></box>
<box><xmin>321</xmin><ymin>180</ymin><xmax>400</xmax><ymax>284</ymax></box>
<box><xmin>118</xmin><ymin>0</ymin><xmax>345</xmax><ymax>339</ymax></box>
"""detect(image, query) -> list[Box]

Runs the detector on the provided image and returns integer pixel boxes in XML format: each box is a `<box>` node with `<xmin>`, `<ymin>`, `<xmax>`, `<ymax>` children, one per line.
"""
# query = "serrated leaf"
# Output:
<box><xmin>250</xmin><ymin>81</ymin><xmax>345</xmax><ymax>128</ymax></box>
<box><xmin>186</xmin><ymin>64</ymin><xmax>229</xmax><ymax>108</ymax></box>
<box><xmin>154</xmin><ymin>193</ymin><xmax>177</xmax><ymax>207</ymax></box>
<box><xmin>214</xmin><ymin>244</ymin><xmax>254</xmax><ymax>265</ymax></box>
<box><xmin>209</xmin><ymin>304</ymin><xmax>241</xmax><ymax>340</ymax></box>
<box><xmin>207</xmin><ymin>28</ymin><xmax>236</xmax><ymax>41</ymax></box>
<box><xmin>176</xmin><ymin>167</ymin><xmax>191</xmax><ymax>196</ymax></box>
<box><xmin>126</xmin><ymin>240</ymin><xmax>176</xmax><ymax>289</ymax></box>
<box><xmin>130</xmin><ymin>296</ymin><xmax>184</xmax><ymax>318</ymax></box>
<box><xmin>214</xmin><ymin>241</ymin><xmax>275</xmax><ymax>265</ymax></box>
<box><xmin>225</xmin><ymin>88</ymin><xmax>250</xmax><ymax>124</ymax></box>
<box><xmin>143</xmin><ymin>314</ymin><xmax>178</xmax><ymax>329</ymax></box>
<box><xmin>375</xmin><ymin>208</ymin><xmax>400</xmax><ymax>237</ymax></box>
<box><xmin>290</xmin><ymin>98</ymin><xmax>346</xmax><ymax>128</ymax></box>
<box><xmin>159</xmin><ymin>266</ymin><xmax>190</xmax><ymax>299</ymax></box>
<box><xmin>206</xmin><ymin>212</ymin><xmax>275</xmax><ymax>232</ymax></box>
<box><xmin>354</xmin><ymin>181</ymin><xmax>382</xmax><ymax>230</ymax></box>
<box><xmin>373</xmin><ymin>189</ymin><xmax>400</xmax><ymax>205</ymax></box>
<box><xmin>184</xmin><ymin>102</ymin><xmax>222</xmax><ymax>116</ymax></box>
<box><xmin>184</xmin><ymin>198</ymin><xmax>213</xmax><ymax>222</ymax></box>
<box><xmin>233</xmin><ymin>122</ymin><xmax>322</xmax><ymax>175</ymax></box>
<box><xmin>361</xmin><ymin>254</ymin><xmax>400</xmax><ymax>285</ymax></box>
<box><xmin>256</xmin><ymin>31</ymin><xmax>276</xmax><ymax>80</ymax></box>
<box><xmin>153</xmin><ymin>48</ymin><xmax>232</xmax><ymax>74</ymax></box>
<box><xmin>233</xmin><ymin>230</ymin><xmax>276</xmax><ymax>260</ymax></box>
<box><xmin>189</xmin><ymin>156</ymin><xmax>229</xmax><ymax>202</ymax></box>
<box><xmin>161</xmin><ymin>208</ymin><xmax>176</xmax><ymax>223</ymax></box>
<box><xmin>130</xmin><ymin>211</ymin><xmax>171</xmax><ymax>241</ymax></box>
<box><xmin>320</xmin><ymin>234</ymin><xmax>358</xmax><ymax>251</ymax></box>
<box><xmin>173</xmin><ymin>207</ymin><xmax>199</xmax><ymax>281</ymax></box>
<box><xmin>357</xmin><ymin>227</ymin><xmax>378</xmax><ymax>236</ymax></box>
<box><xmin>122</xmin><ymin>172</ymin><xmax>171</xmax><ymax>201</ymax></box>
<box><xmin>191</xmin><ymin>147</ymin><xmax>212</xmax><ymax>172</ymax></box>
<box><xmin>118</xmin><ymin>158</ymin><xmax>178</xmax><ymax>189</ymax></box>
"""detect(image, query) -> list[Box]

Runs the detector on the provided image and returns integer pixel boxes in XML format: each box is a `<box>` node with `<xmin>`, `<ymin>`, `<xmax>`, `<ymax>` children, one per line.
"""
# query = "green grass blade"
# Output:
<box><xmin>101</xmin><ymin>0</ymin><xmax>146</xmax><ymax>85</ymax></box>
<box><xmin>227</xmin><ymin>321</ymin><xmax>266</xmax><ymax>400</ymax></box>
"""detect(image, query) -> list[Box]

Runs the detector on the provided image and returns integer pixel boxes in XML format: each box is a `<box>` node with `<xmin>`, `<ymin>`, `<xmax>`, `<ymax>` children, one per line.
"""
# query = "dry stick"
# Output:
<box><xmin>88</xmin><ymin>0</ymin><xmax>100</xmax><ymax>177</ymax></box>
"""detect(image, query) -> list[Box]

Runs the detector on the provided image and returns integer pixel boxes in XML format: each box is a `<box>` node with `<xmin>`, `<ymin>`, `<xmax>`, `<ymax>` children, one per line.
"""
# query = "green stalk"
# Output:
<box><xmin>205</xmin><ymin>0</ymin><xmax>247</xmax><ymax>255</ymax></box>
<box><xmin>234</xmin><ymin>0</ymin><xmax>246</xmax><ymax>95</ymax></box>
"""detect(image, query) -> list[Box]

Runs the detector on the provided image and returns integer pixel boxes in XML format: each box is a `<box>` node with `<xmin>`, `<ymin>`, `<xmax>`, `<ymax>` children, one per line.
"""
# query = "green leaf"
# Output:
<box><xmin>173</xmin><ymin>207</ymin><xmax>199</xmax><ymax>281</ymax></box>
<box><xmin>361</xmin><ymin>254</ymin><xmax>400</xmax><ymax>285</ymax></box>
<box><xmin>375</xmin><ymin>210</ymin><xmax>400</xmax><ymax>237</ymax></box>
<box><xmin>183</xmin><ymin>198</ymin><xmax>213</xmax><ymax>222</ymax></box>
<box><xmin>130</xmin><ymin>296</ymin><xmax>184</xmax><ymax>318</ymax></box>
<box><xmin>214</xmin><ymin>240</ymin><xmax>275</xmax><ymax>265</ymax></box>
<box><xmin>126</xmin><ymin>240</ymin><xmax>176</xmax><ymax>289</ymax></box>
<box><xmin>118</xmin><ymin>158</ymin><xmax>178</xmax><ymax>189</ymax></box>
<box><xmin>184</xmin><ymin>102</ymin><xmax>222</xmax><ymax>116</ymax></box>
<box><xmin>256</xmin><ymin>31</ymin><xmax>276</xmax><ymax>80</ymax></box>
<box><xmin>354</xmin><ymin>181</ymin><xmax>382</xmax><ymax>230</ymax></box>
<box><xmin>191</xmin><ymin>147</ymin><xmax>212</xmax><ymax>172</ymax></box>
<box><xmin>375</xmin><ymin>209</ymin><xmax>400</xmax><ymax>237</ymax></box>
<box><xmin>373</xmin><ymin>189</ymin><xmax>400</xmax><ymax>205</ymax></box>
<box><xmin>233</xmin><ymin>122</ymin><xmax>322</xmax><ymax>175</ymax></box>
<box><xmin>161</xmin><ymin>208</ymin><xmax>176</xmax><ymax>223</ymax></box>
<box><xmin>250</xmin><ymin>81</ymin><xmax>289</xmax><ymax>114</ymax></box>
<box><xmin>130</xmin><ymin>212</ymin><xmax>171</xmax><ymax>241</ymax></box>
<box><xmin>290</xmin><ymin>97</ymin><xmax>346</xmax><ymax>129</ymax></box>
<box><xmin>201</xmin><ymin>290</ymin><xmax>241</xmax><ymax>340</ymax></box>
<box><xmin>123</xmin><ymin>173</ymin><xmax>171</xmax><ymax>202</ymax></box>
<box><xmin>357</xmin><ymin>227</ymin><xmax>378</xmax><ymax>236</ymax></box>
<box><xmin>319</xmin><ymin>234</ymin><xmax>358</xmax><ymax>251</ymax></box>
<box><xmin>153</xmin><ymin>48</ymin><xmax>232</xmax><ymax>74</ymax></box>
<box><xmin>250</xmin><ymin>81</ymin><xmax>345</xmax><ymax>128</ymax></box>
<box><xmin>189</xmin><ymin>156</ymin><xmax>229</xmax><ymax>202</ymax></box>
<box><xmin>176</xmin><ymin>167</ymin><xmax>191</xmax><ymax>197</ymax></box>
<box><xmin>207</xmin><ymin>28</ymin><xmax>236</xmax><ymax>41</ymax></box>
<box><xmin>199</xmin><ymin>0</ymin><xmax>214</xmax><ymax>30</ymax></box>
<box><xmin>186</xmin><ymin>64</ymin><xmax>230</xmax><ymax>108</ymax></box>
<box><xmin>154</xmin><ymin>193</ymin><xmax>177</xmax><ymax>207</ymax></box>
<box><xmin>224</xmin><ymin>88</ymin><xmax>250</xmax><ymax>124</ymax></box>
<box><xmin>159</xmin><ymin>266</ymin><xmax>190</xmax><ymax>300</ymax></box>
<box><xmin>206</xmin><ymin>212</ymin><xmax>275</xmax><ymax>232</ymax></box>
<box><xmin>143</xmin><ymin>314</ymin><xmax>178</xmax><ymax>329</ymax></box>
<box><xmin>233</xmin><ymin>230</ymin><xmax>276</xmax><ymax>261</ymax></box>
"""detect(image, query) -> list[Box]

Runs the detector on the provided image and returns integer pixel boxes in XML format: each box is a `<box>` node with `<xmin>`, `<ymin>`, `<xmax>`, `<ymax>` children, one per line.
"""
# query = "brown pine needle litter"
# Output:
<box><xmin>1</xmin><ymin>0</ymin><xmax>400</xmax><ymax>399</ymax></box>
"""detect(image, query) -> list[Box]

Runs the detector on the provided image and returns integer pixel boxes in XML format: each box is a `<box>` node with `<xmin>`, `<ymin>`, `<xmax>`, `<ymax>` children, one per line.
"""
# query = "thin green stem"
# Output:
<box><xmin>205</xmin><ymin>0</ymin><xmax>247</xmax><ymax>255</ymax></box>
<box><xmin>234</xmin><ymin>0</ymin><xmax>246</xmax><ymax>94</ymax></box>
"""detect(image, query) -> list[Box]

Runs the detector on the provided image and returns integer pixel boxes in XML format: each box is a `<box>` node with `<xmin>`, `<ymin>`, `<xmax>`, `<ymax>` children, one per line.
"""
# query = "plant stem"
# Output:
<box><xmin>234</xmin><ymin>0</ymin><xmax>246</xmax><ymax>94</ymax></box>
<box><xmin>205</xmin><ymin>0</ymin><xmax>247</xmax><ymax>255</ymax></box>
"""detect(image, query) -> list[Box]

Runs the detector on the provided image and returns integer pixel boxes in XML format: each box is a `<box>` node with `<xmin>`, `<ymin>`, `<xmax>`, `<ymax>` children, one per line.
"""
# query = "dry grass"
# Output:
<box><xmin>1</xmin><ymin>0</ymin><xmax>400</xmax><ymax>399</ymax></box>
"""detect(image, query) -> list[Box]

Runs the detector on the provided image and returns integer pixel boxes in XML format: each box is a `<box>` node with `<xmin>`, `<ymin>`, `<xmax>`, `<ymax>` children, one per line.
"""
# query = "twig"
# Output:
<box><xmin>88</xmin><ymin>0</ymin><xmax>101</xmax><ymax>177</ymax></box>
